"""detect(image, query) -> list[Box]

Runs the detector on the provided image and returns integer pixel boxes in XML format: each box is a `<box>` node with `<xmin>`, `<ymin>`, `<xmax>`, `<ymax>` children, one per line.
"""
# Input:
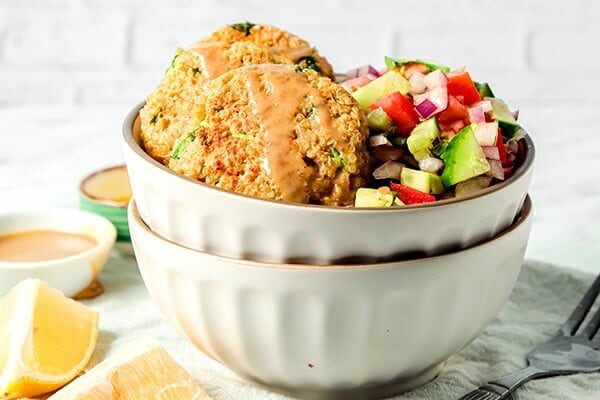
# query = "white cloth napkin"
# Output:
<box><xmin>85</xmin><ymin>255</ymin><xmax>599</xmax><ymax>400</ymax></box>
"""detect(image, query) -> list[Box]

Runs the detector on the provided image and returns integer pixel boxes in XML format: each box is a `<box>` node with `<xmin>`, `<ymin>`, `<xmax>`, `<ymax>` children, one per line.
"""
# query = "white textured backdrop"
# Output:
<box><xmin>1</xmin><ymin>0</ymin><xmax>599</xmax><ymax>106</ymax></box>
<box><xmin>0</xmin><ymin>0</ymin><xmax>599</xmax><ymax>273</ymax></box>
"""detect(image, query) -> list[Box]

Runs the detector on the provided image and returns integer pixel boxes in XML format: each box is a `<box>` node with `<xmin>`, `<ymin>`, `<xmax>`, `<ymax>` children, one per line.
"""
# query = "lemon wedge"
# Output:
<box><xmin>0</xmin><ymin>279</ymin><xmax>99</xmax><ymax>399</ymax></box>
<box><xmin>48</xmin><ymin>341</ymin><xmax>211</xmax><ymax>399</ymax></box>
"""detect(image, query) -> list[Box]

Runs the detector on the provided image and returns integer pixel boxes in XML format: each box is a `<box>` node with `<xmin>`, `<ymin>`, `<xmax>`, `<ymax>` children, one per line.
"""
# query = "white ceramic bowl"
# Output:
<box><xmin>0</xmin><ymin>208</ymin><xmax>116</xmax><ymax>297</ymax></box>
<box><xmin>129</xmin><ymin>196</ymin><xmax>533</xmax><ymax>399</ymax></box>
<box><xmin>123</xmin><ymin>102</ymin><xmax>534</xmax><ymax>264</ymax></box>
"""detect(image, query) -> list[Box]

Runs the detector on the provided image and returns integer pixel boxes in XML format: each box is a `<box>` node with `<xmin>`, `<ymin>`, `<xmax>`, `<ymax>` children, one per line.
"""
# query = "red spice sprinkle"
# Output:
<box><xmin>308</xmin><ymin>363</ymin><xmax>314</xmax><ymax>368</ymax></box>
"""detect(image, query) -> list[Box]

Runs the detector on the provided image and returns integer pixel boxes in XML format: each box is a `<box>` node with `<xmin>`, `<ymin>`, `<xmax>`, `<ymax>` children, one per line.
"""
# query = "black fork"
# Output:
<box><xmin>458</xmin><ymin>273</ymin><xmax>600</xmax><ymax>400</ymax></box>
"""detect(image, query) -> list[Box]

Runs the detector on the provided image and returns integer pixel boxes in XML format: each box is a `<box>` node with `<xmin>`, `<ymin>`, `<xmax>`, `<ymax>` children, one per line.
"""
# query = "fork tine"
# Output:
<box><xmin>581</xmin><ymin>306</ymin><xmax>600</xmax><ymax>340</ymax></box>
<box><xmin>561</xmin><ymin>274</ymin><xmax>600</xmax><ymax>336</ymax></box>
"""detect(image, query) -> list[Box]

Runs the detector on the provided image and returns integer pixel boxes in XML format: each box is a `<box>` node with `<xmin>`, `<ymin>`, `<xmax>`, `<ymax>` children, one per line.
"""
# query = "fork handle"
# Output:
<box><xmin>458</xmin><ymin>366</ymin><xmax>548</xmax><ymax>400</ymax></box>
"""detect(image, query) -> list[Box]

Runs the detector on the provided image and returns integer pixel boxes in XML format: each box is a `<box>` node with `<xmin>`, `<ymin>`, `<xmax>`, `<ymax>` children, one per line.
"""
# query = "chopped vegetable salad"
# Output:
<box><xmin>340</xmin><ymin>57</ymin><xmax>526</xmax><ymax>207</ymax></box>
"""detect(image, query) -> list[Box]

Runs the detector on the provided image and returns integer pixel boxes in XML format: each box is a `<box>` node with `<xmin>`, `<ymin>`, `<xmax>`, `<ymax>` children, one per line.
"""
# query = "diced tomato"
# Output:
<box><xmin>437</xmin><ymin>95</ymin><xmax>469</xmax><ymax>125</ymax></box>
<box><xmin>401</xmin><ymin>62</ymin><xmax>430</xmax><ymax>79</ymax></box>
<box><xmin>371</xmin><ymin>92</ymin><xmax>420</xmax><ymax>136</ymax></box>
<box><xmin>390</xmin><ymin>182</ymin><xmax>436</xmax><ymax>204</ymax></box>
<box><xmin>496</xmin><ymin>129</ymin><xmax>507</xmax><ymax>164</ymax></box>
<box><xmin>447</xmin><ymin>71</ymin><xmax>481</xmax><ymax>105</ymax></box>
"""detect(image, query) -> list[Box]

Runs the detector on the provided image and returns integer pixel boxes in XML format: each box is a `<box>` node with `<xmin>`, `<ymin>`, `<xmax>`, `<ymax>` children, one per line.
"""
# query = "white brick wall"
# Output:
<box><xmin>0</xmin><ymin>0</ymin><xmax>598</xmax><ymax>107</ymax></box>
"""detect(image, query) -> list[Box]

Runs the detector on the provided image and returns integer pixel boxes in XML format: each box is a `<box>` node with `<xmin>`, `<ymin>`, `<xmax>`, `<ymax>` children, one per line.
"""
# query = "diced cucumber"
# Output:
<box><xmin>487</xmin><ymin>98</ymin><xmax>521</xmax><ymax>138</ymax></box>
<box><xmin>390</xmin><ymin>136</ymin><xmax>407</xmax><ymax>148</ymax></box>
<box><xmin>367</xmin><ymin>107</ymin><xmax>393</xmax><ymax>132</ymax></box>
<box><xmin>407</xmin><ymin>118</ymin><xmax>440</xmax><ymax>162</ymax></box>
<box><xmin>441</xmin><ymin>124</ymin><xmax>491</xmax><ymax>187</ymax></box>
<box><xmin>352</xmin><ymin>70</ymin><xmax>411</xmax><ymax>110</ymax></box>
<box><xmin>384</xmin><ymin>56</ymin><xmax>450</xmax><ymax>73</ymax></box>
<box><xmin>400</xmin><ymin>168</ymin><xmax>444</xmax><ymax>195</ymax></box>
<box><xmin>354</xmin><ymin>187</ymin><xmax>397</xmax><ymax>207</ymax></box>
<box><xmin>474</xmin><ymin>81</ymin><xmax>495</xmax><ymax>98</ymax></box>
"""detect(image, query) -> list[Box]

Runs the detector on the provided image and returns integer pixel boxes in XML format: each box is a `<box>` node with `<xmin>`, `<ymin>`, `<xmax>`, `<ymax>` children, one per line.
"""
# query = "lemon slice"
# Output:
<box><xmin>0</xmin><ymin>279</ymin><xmax>99</xmax><ymax>399</ymax></box>
<box><xmin>49</xmin><ymin>341</ymin><xmax>211</xmax><ymax>399</ymax></box>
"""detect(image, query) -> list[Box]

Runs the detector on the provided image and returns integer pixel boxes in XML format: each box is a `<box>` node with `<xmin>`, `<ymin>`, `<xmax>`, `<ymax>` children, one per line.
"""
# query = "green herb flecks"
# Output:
<box><xmin>230</xmin><ymin>22</ymin><xmax>255</xmax><ymax>36</ymax></box>
<box><xmin>191</xmin><ymin>67</ymin><xmax>201</xmax><ymax>75</ymax></box>
<box><xmin>295</xmin><ymin>56</ymin><xmax>321</xmax><ymax>74</ymax></box>
<box><xmin>305</xmin><ymin>104</ymin><xmax>316</xmax><ymax>119</ymax></box>
<box><xmin>149</xmin><ymin>109</ymin><xmax>163</xmax><ymax>125</ymax></box>
<box><xmin>171</xmin><ymin>130</ymin><xmax>198</xmax><ymax>159</ymax></box>
<box><xmin>165</xmin><ymin>54</ymin><xmax>180</xmax><ymax>75</ymax></box>
<box><xmin>384</xmin><ymin>56</ymin><xmax>450</xmax><ymax>73</ymax></box>
<box><xmin>330</xmin><ymin>147</ymin><xmax>346</xmax><ymax>170</ymax></box>
<box><xmin>231</xmin><ymin>131</ymin><xmax>254</xmax><ymax>140</ymax></box>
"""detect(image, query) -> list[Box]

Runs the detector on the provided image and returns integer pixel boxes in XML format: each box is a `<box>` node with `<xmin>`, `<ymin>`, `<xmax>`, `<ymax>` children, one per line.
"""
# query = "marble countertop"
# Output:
<box><xmin>0</xmin><ymin>104</ymin><xmax>598</xmax><ymax>275</ymax></box>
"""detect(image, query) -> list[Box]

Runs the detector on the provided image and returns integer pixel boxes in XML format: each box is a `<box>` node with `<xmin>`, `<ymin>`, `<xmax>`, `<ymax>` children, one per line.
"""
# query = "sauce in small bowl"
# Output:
<box><xmin>0</xmin><ymin>209</ymin><xmax>116</xmax><ymax>298</ymax></box>
<box><xmin>0</xmin><ymin>230</ymin><xmax>97</xmax><ymax>262</ymax></box>
<box><xmin>79</xmin><ymin>165</ymin><xmax>132</xmax><ymax>254</ymax></box>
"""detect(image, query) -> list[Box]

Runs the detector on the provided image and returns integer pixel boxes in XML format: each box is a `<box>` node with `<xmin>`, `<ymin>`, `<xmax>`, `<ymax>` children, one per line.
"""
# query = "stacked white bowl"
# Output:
<box><xmin>123</xmin><ymin>102</ymin><xmax>535</xmax><ymax>399</ymax></box>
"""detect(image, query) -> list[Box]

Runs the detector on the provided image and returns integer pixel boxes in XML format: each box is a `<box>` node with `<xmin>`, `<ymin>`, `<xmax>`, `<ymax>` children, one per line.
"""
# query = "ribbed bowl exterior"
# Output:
<box><xmin>123</xmin><ymin>103</ymin><xmax>534</xmax><ymax>264</ymax></box>
<box><xmin>129</xmin><ymin>197</ymin><xmax>533</xmax><ymax>395</ymax></box>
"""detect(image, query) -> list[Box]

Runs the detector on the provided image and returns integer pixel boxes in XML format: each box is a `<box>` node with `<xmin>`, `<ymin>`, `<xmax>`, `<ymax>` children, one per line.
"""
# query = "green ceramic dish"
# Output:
<box><xmin>79</xmin><ymin>165</ymin><xmax>131</xmax><ymax>244</ymax></box>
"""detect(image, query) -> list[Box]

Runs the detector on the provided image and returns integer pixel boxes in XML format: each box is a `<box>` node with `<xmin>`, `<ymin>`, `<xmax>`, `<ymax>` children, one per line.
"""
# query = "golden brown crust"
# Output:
<box><xmin>168</xmin><ymin>65</ymin><xmax>370</xmax><ymax>206</ymax></box>
<box><xmin>139</xmin><ymin>23</ymin><xmax>334</xmax><ymax>164</ymax></box>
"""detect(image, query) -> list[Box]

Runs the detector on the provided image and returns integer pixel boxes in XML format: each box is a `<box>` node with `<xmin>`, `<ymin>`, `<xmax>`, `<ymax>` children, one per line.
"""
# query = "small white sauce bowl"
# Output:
<box><xmin>0</xmin><ymin>208</ymin><xmax>116</xmax><ymax>297</ymax></box>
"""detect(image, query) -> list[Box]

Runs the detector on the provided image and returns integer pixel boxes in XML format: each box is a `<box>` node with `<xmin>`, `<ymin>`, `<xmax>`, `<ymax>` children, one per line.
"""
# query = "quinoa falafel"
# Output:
<box><xmin>168</xmin><ymin>64</ymin><xmax>370</xmax><ymax>206</ymax></box>
<box><xmin>139</xmin><ymin>23</ymin><xmax>334</xmax><ymax>164</ymax></box>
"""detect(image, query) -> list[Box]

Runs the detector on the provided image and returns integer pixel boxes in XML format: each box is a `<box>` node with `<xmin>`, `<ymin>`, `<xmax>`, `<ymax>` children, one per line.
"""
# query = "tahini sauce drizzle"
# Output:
<box><xmin>243</xmin><ymin>64</ymin><xmax>348</xmax><ymax>203</ymax></box>
<box><xmin>188</xmin><ymin>42</ymin><xmax>231</xmax><ymax>80</ymax></box>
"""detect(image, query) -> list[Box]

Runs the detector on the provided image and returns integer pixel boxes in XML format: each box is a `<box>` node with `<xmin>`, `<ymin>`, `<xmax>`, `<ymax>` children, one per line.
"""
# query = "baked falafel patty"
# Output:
<box><xmin>139</xmin><ymin>23</ymin><xmax>334</xmax><ymax>164</ymax></box>
<box><xmin>168</xmin><ymin>64</ymin><xmax>370</xmax><ymax>206</ymax></box>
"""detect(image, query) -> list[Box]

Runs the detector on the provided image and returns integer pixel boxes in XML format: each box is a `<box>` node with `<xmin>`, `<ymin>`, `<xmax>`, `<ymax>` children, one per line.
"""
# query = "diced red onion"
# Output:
<box><xmin>345</xmin><ymin>65</ymin><xmax>380</xmax><ymax>79</ymax></box>
<box><xmin>507</xmin><ymin>140</ymin><xmax>519</xmax><ymax>154</ymax></box>
<box><xmin>409</xmin><ymin>72</ymin><xmax>427</xmax><ymax>94</ymax></box>
<box><xmin>482</xmin><ymin>146</ymin><xmax>500</xmax><ymax>160</ymax></box>
<box><xmin>503</xmin><ymin>166</ymin><xmax>514</xmax><ymax>179</ymax></box>
<box><xmin>506</xmin><ymin>152</ymin><xmax>516</xmax><ymax>167</ymax></box>
<box><xmin>473</xmin><ymin>100</ymin><xmax>493</xmax><ymax>112</ymax></box>
<box><xmin>373</xmin><ymin>161</ymin><xmax>404</xmax><ymax>180</ymax></box>
<box><xmin>415</xmin><ymin>99</ymin><xmax>438</xmax><ymax>119</ymax></box>
<box><xmin>378</xmin><ymin>67</ymin><xmax>388</xmax><ymax>76</ymax></box>
<box><xmin>474</xmin><ymin>122</ymin><xmax>499</xmax><ymax>146</ymax></box>
<box><xmin>413</xmin><ymin>86</ymin><xmax>448</xmax><ymax>114</ymax></box>
<box><xmin>369</xmin><ymin>134</ymin><xmax>392</xmax><ymax>147</ymax></box>
<box><xmin>487</xmin><ymin>159</ymin><xmax>505</xmax><ymax>180</ymax></box>
<box><xmin>516</xmin><ymin>139</ymin><xmax>526</xmax><ymax>165</ymax></box>
<box><xmin>418</xmin><ymin>157</ymin><xmax>445</xmax><ymax>173</ymax></box>
<box><xmin>468</xmin><ymin>107</ymin><xmax>486</xmax><ymax>123</ymax></box>
<box><xmin>372</xmin><ymin>145</ymin><xmax>403</xmax><ymax>161</ymax></box>
<box><xmin>340</xmin><ymin>76</ymin><xmax>373</xmax><ymax>92</ymax></box>
<box><xmin>423</xmin><ymin>69</ymin><xmax>448</xmax><ymax>89</ymax></box>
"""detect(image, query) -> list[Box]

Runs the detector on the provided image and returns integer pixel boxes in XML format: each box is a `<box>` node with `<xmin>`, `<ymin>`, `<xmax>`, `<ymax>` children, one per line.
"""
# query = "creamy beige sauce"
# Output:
<box><xmin>272</xmin><ymin>46</ymin><xmax>315</xmax><ymax>62</ymax></box>
<box><xmin>0</xmin><ymin>230</ymin><xmax>97</xmax><ymax>262</ymax></box>
<box><xmin>82</xmin><ymin>166</ymin><xmax>131</xmax><ymax>205</ymax></box>
<box><xmin>188</xmin><ymin>42</ymin><xmax>231</xmax><ymax>80</ymax></box>
<box><xmin>243</xmin><ymin>64</ymin><xmax>347</xmax><ymax>203</ymax></box>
